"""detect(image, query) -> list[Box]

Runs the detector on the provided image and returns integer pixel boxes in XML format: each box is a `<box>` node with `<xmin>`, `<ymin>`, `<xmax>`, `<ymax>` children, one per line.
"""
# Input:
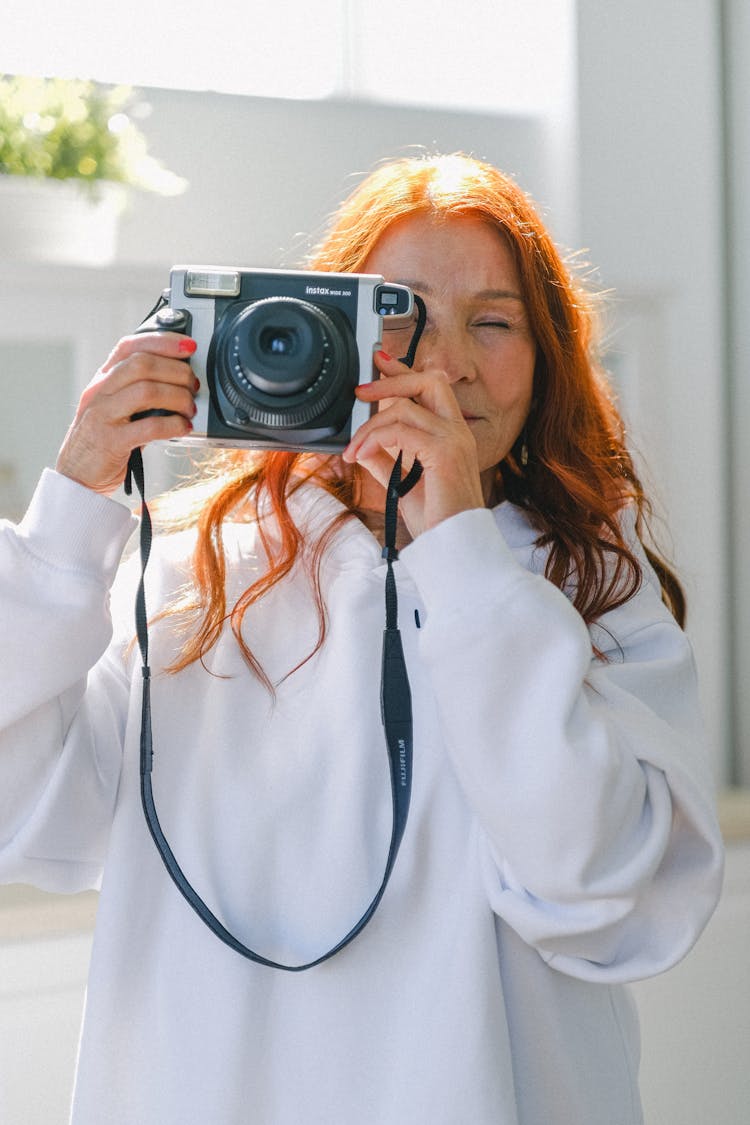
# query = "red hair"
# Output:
<box><xmin>156</xmin><ymin>154</ymin><xmax>684</xmax><ymax>681</ymax></box>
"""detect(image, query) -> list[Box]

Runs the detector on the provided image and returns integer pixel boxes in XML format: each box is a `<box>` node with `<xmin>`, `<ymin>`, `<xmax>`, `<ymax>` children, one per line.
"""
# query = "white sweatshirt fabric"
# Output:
<box><xmin>0</xmin><ymin>469</ymin><xmax>723</xmax><ymax>1125</ymax></box>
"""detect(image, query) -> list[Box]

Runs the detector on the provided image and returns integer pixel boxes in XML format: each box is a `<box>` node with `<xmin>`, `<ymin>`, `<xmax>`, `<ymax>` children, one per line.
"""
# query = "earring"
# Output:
<box><xmin>520</xmin><ymin>431</ymin><xmax>529</xmax><ymax>467</ymax></box>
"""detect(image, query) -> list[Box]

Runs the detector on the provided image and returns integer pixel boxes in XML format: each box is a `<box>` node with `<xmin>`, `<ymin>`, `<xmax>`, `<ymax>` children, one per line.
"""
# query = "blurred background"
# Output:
<box><xmin>0</xmin><ymin>1</ymin><xmax>748</xmax><ymax>1121</ymax></box>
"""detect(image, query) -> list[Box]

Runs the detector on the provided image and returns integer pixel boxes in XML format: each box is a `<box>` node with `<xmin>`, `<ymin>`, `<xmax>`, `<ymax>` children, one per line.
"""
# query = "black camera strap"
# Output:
<box><xmin>124</xmin><ymin>294</ymin><xmax>426</xmax><ymax>971</ymax></box>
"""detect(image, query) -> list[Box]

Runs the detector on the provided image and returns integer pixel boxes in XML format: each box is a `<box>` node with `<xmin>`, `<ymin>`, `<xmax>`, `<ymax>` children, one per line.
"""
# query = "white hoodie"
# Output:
<box><xmin>0</xmin><ymin>469</ymin><xmax>723</xmax><ymax>1125</ymax></box>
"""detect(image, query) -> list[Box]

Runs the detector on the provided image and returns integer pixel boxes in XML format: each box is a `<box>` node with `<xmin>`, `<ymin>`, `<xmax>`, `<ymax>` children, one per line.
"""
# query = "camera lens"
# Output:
<box><xmin>211</xmin><ymin>296</ymin><xmax>359</xmax><ymax>433</ymax></box>
<box><xmin>231</xmin><ymin>301</ymin><xmax>324</xmax><ymax>396</ymax></box>
<box><xmin>260</xmin><ymin>326</ymin><xmax>297</xmax><ymax>357</ymax></box>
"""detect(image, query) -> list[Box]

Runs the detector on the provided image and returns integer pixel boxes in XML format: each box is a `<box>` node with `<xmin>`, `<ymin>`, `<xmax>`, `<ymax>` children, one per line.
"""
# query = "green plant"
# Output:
<box><xmin>0</xmin><ymin>75</ymin><xmax>186</xmax><ymax>196</ymax></box>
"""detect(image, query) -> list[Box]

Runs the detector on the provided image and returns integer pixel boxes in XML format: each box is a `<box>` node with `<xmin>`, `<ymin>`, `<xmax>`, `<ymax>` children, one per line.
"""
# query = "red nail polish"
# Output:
<box><xmin>377</xmin><ymin>350</ymin><xmax>393</xmax><ymax>362</ymax></box>
<box><xmin>179</xmin><ymin>338</ymin><xmax>197</xmax><ymax>355</ymax></box>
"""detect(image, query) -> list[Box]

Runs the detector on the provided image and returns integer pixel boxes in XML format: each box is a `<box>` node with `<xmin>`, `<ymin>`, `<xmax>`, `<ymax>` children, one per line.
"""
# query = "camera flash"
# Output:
<box><xmin>185</xmin><ymin>270</ymin><xmax>241</xmax><ymax>297</ymax></box>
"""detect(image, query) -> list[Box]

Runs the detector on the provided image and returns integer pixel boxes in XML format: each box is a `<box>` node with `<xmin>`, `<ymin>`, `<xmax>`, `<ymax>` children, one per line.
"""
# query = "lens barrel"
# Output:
<box><xmin>212</xmin><ymin>296</ymin><xmax>358</xmax><ymax>431</ymax></box>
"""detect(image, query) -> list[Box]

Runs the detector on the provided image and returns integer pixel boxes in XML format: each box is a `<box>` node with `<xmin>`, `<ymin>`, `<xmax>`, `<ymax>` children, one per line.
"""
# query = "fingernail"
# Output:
<box><xmin>179</xmin><ymin>338</ymin><xmax>197</xmax><ymax>354</ymax></box>
<box><xmin>376</xmin><ymin>350</ymin><xmax>393</xmax><ymax>362</ymax></box>
<box><xmin>193</xmin><ymin>377</ymin><xmax>200</xmax><ymax>392</ymax></box>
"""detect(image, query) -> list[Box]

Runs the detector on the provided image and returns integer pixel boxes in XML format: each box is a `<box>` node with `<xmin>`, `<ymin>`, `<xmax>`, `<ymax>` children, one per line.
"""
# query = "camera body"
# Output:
<box><xmin>137</xmin><ymin>266</ymin><xmax>414</xmax><ymax>453</ymax></box>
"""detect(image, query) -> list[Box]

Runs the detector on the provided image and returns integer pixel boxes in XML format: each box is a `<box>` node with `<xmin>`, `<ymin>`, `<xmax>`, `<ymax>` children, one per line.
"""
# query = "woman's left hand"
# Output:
<box><xmin>342</xmin><ymin>351</ymin><xmax>486</xmax><ymax>540</ymax></box>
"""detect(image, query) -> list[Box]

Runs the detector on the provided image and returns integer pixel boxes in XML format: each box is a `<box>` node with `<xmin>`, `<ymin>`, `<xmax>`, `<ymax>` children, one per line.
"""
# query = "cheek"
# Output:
<box><xmin>484</xmin><ymin>353</ymin><xmax>535</xmax><ymax>414</ymax></box>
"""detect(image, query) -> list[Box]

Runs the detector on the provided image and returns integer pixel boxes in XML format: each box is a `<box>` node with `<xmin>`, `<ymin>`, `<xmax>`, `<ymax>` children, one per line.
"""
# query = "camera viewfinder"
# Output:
<box><xmin>374</xmin><ymin>283</ymin><xmax>413</xmax><ymax>321</ymax></box>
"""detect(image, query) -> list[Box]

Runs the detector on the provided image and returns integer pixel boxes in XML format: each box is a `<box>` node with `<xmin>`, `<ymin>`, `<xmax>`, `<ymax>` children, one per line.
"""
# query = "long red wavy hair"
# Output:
<box><xmin>155</xmin><ymin>153</ymin><xmax>684</xmax><ymax>685</ymax></box>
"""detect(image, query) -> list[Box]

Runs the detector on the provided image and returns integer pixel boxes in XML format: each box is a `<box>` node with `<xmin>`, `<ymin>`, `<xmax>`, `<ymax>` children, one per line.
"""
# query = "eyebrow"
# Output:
<box><xmin>394</xmin><ymin>280</ymin><xmax>525</xmax><ymax>302</ymax></box>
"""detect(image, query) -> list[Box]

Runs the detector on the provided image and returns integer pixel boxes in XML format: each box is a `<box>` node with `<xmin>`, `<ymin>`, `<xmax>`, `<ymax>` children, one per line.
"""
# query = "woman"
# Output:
<box><xmin>0</xmin><ymin>154</ymin><xmax>723</xmax><ymax>1124</ymax></box>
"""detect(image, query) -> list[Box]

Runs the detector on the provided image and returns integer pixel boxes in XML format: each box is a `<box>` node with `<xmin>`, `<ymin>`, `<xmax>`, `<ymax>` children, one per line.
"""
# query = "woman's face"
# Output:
<box><xmin>362</xmin><ymin>213</ymin><xmax>537</xmax><ymax>477</ymax></box>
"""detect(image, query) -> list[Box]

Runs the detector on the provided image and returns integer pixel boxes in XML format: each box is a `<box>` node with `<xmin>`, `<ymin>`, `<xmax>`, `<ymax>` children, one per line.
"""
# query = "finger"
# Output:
<box><xmin>350</xmin><ymin>445</ymin><xmax>403</xmax><ymax>493</ymax></box>
<box><xmin>373</xmin><ymin>349</ymin><xmax>409</xmax><ymax>373</ymax></box>
<box><xmin>119</xmin><ymin>379</ymin><xmax>198</xmax><ymax>425</ymax></box>
<box><xmin>80</xmin><ymin>409</ymin><xmax>195</xmax><ymax>460</ymax></box>
<box><xmin>359</xmin><ymin>362</ymin><xmax>463</xmax><ymax>419</ymax></box>
<box><xmin>82</xmin><ymin>352</ymin><xmax>198</xmax><ymax>415</ymax></box>
<box><xmin>100</xmin><ymin>331</ymin><xmax>197</xmax><ymax>375</ymax></box>
<box><xmin>346</xmin><ymin>418</ymin><xmax>438</xmax><ymax>470</ymax></box>
<box><xmin>125</xmin><ymin>412</ymin><xmax>195</xmax><ymax>448</ymax></box>
<box><xmin>344</xmin><ymin>396</ymin><xmax>457</xmax><ymax>463</ymax></box>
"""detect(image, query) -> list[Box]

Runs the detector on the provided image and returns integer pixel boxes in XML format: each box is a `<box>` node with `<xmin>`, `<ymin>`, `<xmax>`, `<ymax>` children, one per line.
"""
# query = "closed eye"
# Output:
<box><xmin>473</xmin><ymin>320</ymin><xmax>512</xmax><ymax>330</ymax></box>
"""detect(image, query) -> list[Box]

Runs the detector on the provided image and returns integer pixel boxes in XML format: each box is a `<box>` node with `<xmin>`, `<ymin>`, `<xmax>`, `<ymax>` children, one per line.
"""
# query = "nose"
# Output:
<box><xmin>413</xmin><ymin>326</ymin><xmax>475</xmax><ymax>384</ymax></box>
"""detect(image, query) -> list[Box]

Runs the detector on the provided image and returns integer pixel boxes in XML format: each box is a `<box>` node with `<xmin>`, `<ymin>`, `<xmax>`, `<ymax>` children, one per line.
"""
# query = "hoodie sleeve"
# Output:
<box><xmin>0</xmin><ymin>469</ymin><xmax>136</xmax><ymax>891</ymax></box>
<box><xmin>399</xmin><ymin>506</ymin><xmax>724</xmax><ymax>983</ymax></box>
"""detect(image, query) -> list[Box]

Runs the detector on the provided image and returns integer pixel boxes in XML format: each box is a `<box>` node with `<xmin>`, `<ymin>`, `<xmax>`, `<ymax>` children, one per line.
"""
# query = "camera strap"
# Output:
<box><xmin>124</xmin><ymin>295</ymin><xmax>426</xmax><ymax>971</ymax></box>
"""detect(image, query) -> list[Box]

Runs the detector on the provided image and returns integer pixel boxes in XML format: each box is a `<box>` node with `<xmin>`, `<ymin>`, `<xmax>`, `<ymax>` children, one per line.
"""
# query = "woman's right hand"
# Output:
<box><xmin>56</xmin><ymin>332</ymin><xmax>199</xmax><ymax>495</ymax></box>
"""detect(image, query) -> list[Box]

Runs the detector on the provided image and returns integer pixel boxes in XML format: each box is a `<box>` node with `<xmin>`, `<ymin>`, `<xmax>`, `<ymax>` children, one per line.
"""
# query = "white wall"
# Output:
<box><xmin>633</xmin><ymin>841</ymin><xmax>750</xmax><ymax>1125</ymax></box>
<box><xmin>577</xmin><ymin>0</ymin><xmax>730</xmax><ymax>782</ymax></box>
<box><xmin>724</xmin><ymin>0</ymin><xmax>750</xmax><ymax>784</ymax></box>
<box><xmin>112</xmin><ymin>89</ymin><xmax>565</xmax><ymax>268</ymax></box>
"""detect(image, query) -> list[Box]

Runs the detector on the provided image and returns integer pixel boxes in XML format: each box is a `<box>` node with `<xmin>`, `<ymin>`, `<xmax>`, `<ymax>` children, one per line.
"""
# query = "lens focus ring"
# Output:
<box><xmin>212</xmin><ymin>297</ymin><xmax>358</xmax><ymax>431</ymax></box>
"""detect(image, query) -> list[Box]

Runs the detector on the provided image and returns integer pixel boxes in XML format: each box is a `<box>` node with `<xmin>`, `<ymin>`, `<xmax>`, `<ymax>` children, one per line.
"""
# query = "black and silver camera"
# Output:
<box><xmin>137</xmin><ymin>266</ymin><xmax>415</xmax><ymax>452</ymax></box>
